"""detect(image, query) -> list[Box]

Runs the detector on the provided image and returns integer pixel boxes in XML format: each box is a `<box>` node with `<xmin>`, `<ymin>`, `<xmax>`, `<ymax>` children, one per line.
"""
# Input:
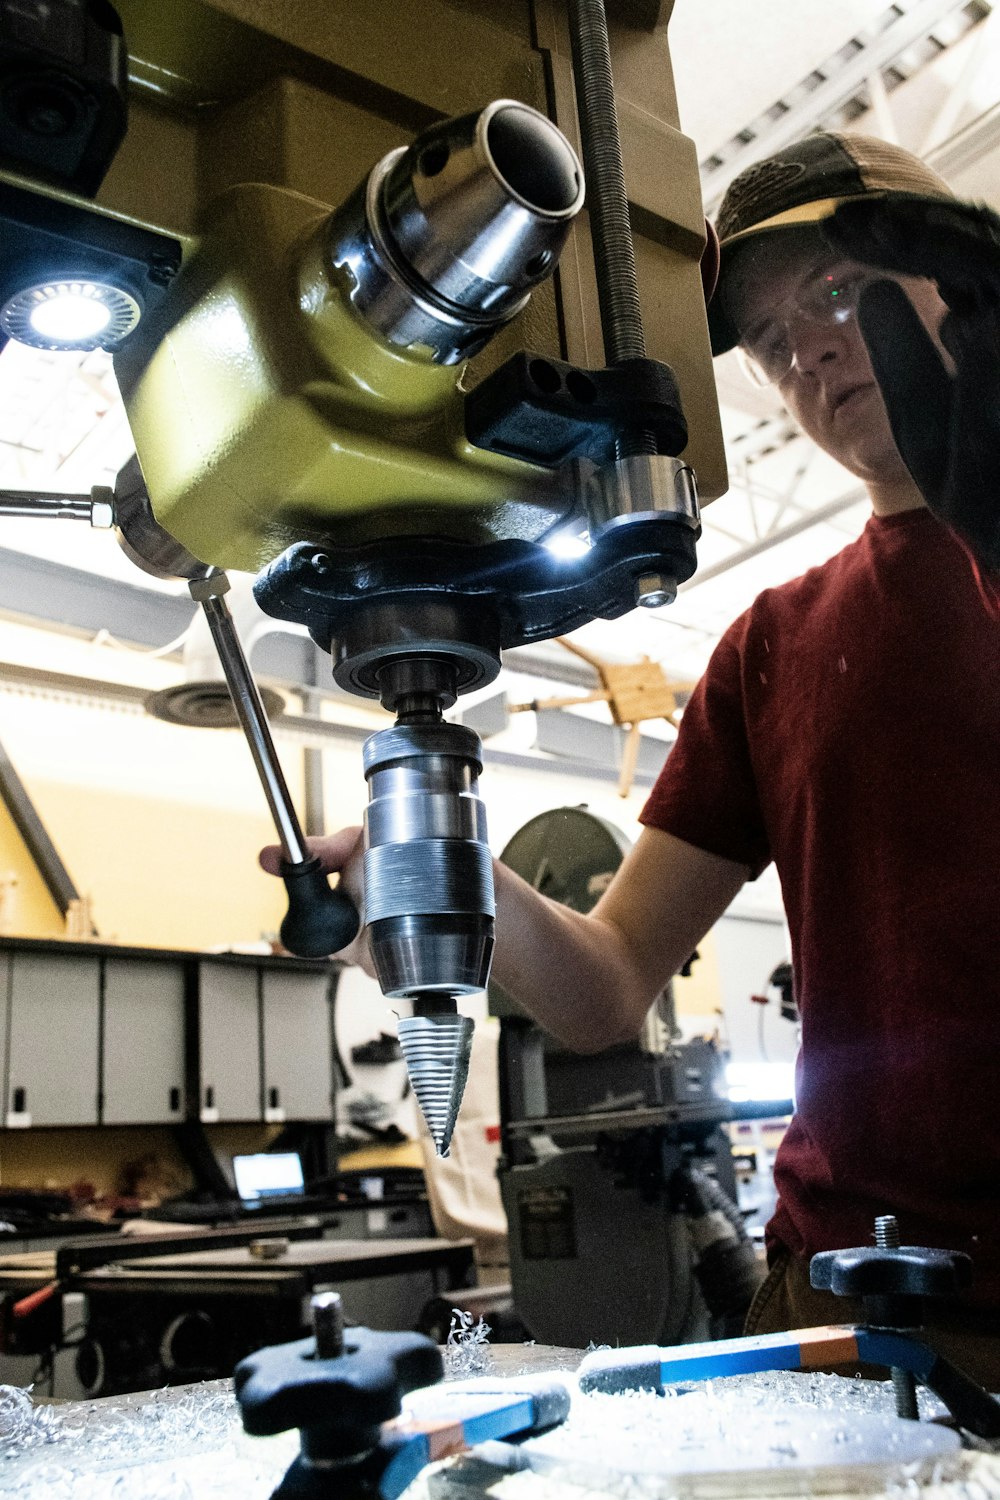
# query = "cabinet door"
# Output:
<box><xmin>7</xmin><ymin>953</ymin><xmax>100</xmax><ymax>1125</ymax></box>
<box><xmin>198</xmin><ymin>963</ymin><xmax>261</xmax><ymax>1122</ymax></box>
<box><xmin>261</xmin><ymin>969</ymin><xmax>334</xmax><ymax>1122</ymax></box>
<box><xmin>102</xmin><ymin>959</ymin><xmax>185</xmax><ymax>1125</ymax></box>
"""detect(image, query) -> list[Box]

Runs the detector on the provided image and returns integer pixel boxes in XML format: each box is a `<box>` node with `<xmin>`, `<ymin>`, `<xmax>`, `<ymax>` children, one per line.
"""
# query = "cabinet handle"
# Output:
<box><xmin>205</xmin><ymin>1086</ymin><xmax>214</xmax><ymax>1109</ymax></box>
<box><xmin>11</xmin><ymin>1087</ymin><xmax>25</xmax><ymax>1114</ymax></box>
<box><xmin>169</xmin><ymin>1087</ymin><xmax>181</xmax><ymax>1113</ymax></box>
<box><xmin>268</xmin><ymin>1087</ymin><xmax>280</xmax><ymax>1109</ymax></box>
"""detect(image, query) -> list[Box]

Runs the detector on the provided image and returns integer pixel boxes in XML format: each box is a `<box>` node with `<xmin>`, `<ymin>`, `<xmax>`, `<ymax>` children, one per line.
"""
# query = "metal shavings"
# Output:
<box><xmin>0</xmin><ymin>1386</ymin><xmax>38</xmax><ymax>1445</ymax></box>
<box><xmin>0</xmin><ymin>1380</ymin><xmax>296</xmax><ymax>1498</ymax></box>
<box><xmin>506</xmin><ymin>1372</ymin><xmax>1000</xmax><ymax>1500</ymax></box>
<box><xmin>445</xmin><ymin>1311</ymin><xmax>494</xmax><ymax>1377</ymax></box>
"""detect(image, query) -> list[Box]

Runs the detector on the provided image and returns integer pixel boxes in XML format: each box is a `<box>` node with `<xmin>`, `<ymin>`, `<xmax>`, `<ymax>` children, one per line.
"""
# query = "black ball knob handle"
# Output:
<box><xmin>279</xmin><ymin>856</ymin><xmax>361</xmax><ymax>958</ymax></box>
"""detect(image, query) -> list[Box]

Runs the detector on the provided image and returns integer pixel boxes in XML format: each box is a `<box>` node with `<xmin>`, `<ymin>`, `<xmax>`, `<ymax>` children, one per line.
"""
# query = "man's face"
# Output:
<box><xmin>725</xmin><ymin>231</ymin><xmax>949</xmax><ymax>486</ymax></box>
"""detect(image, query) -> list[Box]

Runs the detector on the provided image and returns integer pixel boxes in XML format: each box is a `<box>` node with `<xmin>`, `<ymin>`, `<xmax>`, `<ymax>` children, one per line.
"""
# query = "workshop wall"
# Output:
<box><xmin>0</xmin><ymin>702</ymin><xmax>777</xmax><ymax>1030</ymax></box>
<box><xmin>0</xmin><ymin>794</ymin><xmax>62</xmax><ymax>937</ymax></box>
<box><xmin>0</xmin><ymin>615</ymin><xmax>298</xmax><ymax>947</ymax></box>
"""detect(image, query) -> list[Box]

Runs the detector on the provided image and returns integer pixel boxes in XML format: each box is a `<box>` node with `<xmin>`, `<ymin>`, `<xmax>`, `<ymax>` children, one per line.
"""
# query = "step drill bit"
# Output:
<box><xmin>362</xmin><ymin>663</ymin><xmax>494</xmax><ymax>1156</ymax></box>
<box><xmin>397</xmin><ymin>997</ymin><xmax>474</xmax><ymax>1158</ymax></box>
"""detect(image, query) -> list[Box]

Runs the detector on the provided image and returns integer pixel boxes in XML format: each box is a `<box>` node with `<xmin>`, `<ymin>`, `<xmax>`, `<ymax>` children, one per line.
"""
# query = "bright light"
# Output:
<box><xmin>544</xmin><ymin>529</ymin><xmax>590</xmax><ymax>560</ymax></box>
<box><xmin>1</xmin><ymin>280</ymin><xmax>140</xmax><ymax>351</ymax></box>
<box><xmin>29</xmin><ymin>285</ymin><xmax>112</xmax><ymax>342</ymax></box>
<box><xmin>726</xmin><ymin>1060</ymin><xmax>795</xmax><ymax>1105</ymax></box>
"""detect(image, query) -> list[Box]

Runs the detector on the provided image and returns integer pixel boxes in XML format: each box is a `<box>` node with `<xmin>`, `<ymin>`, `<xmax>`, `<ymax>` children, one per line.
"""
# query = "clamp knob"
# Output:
<box><xmin>810</xmin><ymin>1245</ymin><xmax>972</xmax><ymax>1306</ymax></box>
<box><xmin>236</xmin><ymin>1323</ymin><xmax>442</xmax><ymax>1448</ymax></box>
<box><xmin>812</xmin><ymin>1236</ymin><xmax>973</xmax><ymax>1425</ymax></box>
<box><xmin>811</xmin><ymin>1241</ymin><xmax>972</xmax><ymax>1350</ymax></box>
<box><xmin>236</xmin><ymin>1304</ymin><xmax>443</xmax><ymax>1500</ymax></box>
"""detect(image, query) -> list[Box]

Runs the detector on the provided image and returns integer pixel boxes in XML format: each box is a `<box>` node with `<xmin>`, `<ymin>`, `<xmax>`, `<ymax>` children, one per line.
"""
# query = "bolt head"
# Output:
<box><xmin>635</xmin><ymin>573</ymin><xmax>677</xmax><ymax>609</ymax></box>
<box><xmin>90</xmin><ymin>491</ymin><xmax>115</xmax><ymax>529</ymax></box>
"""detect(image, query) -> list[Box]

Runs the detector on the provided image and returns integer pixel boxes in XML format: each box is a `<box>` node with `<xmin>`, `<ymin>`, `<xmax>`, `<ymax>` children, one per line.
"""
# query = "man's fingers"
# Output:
<box><xmin>857</xmin><ymin>279</ymin><xmax>952</xmax><ymax>504</ymax></box>
<box><xmin>823</xmin><ymin>196</ymin><xmax>1000</xmax><ymax>309</ymax></box>
<box><xmin>258</xmin><ymin>826</ymin><xmax>364</xmax><ymax>877</ymax></box>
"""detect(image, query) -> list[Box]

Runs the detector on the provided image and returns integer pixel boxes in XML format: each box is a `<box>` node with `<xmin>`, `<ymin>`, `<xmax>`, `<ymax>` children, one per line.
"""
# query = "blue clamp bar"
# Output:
<box><xmin>380</xmin><ymin>1381</ymin><xmax>571</xmax><ymax>1500</ymax></box>
<box><xmin>575</xmin><ymin>1323</ymin><xmax>1000</xmax><ymax>1442</ymax></box>
<box><xmin>855</xmin><ymin>1329</ymin><xmax>936</xmax><ymax>1381</ymax></box>
<box><xmin>578</xmin><ymin>1326</ymin><xmax>863</xmax><ymax>1395</ymax></box>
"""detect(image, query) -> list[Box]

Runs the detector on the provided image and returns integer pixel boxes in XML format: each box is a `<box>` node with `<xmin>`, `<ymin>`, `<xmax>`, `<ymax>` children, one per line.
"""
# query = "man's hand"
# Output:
<box><xmin>259</xmin><ymin>827</ymin><xmax>376</xmax><ymax>975</ymax></box>
<box><xmin>822</xmin><ymin>193</ymin><xmax>1000</xmax><ymax>573</ymax></box>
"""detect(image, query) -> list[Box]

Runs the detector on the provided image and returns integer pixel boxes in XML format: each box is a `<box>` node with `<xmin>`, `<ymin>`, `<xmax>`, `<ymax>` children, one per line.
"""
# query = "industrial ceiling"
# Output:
<box><xmin>0</xmin><ymin>0</ymin><xmax>996</xmax><ymax>710</ymax></box>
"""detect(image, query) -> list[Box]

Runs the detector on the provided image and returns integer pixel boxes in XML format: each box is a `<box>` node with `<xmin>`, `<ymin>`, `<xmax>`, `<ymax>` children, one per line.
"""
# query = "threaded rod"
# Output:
<box><xmin>874</xmin><ymin>1215</ymin><xmax>919</xmax><ymax>1421</ymax></box>
<box><xmin>568</xmin><ymin>0</ymin><xmax>656</xmax><ymax>458</ymax></box>
<box><xmin>312</xmin><ymin>1290</ymin><xmax>345</xmax><ymax>1359</ymax></box>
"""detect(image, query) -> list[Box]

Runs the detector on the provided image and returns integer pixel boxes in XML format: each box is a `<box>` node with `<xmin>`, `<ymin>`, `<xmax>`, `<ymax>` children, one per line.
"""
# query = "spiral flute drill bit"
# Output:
<box><xmin>397</xmin><ymin>1006</ymin><xmax>475</xmax><ymax>1157</ymax></box>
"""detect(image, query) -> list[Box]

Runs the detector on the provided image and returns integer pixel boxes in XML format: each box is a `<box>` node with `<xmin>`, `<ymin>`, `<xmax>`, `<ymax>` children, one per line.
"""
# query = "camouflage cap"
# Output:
<box><xmin>709</xmin><ymin>132</ymin><xmax>953</xmax><ymax>355</ymax></box>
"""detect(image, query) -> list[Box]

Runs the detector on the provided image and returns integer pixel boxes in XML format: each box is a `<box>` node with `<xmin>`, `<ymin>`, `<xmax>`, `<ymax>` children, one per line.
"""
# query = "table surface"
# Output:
<box><xmin>0</xmin><ymin>1235</ymin><xmax>476</xmax><ymax>1291</ymax></box>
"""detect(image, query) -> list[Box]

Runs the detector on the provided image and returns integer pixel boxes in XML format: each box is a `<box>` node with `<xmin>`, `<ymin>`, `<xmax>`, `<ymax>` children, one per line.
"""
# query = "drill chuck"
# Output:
<box><xmin>327</xmin><ymin>99</ymin><xmax>583</xmax><ymax>364</ymax></box>
<box><xmin>362</xmin><ymin>722</ymin><xmax>494</xmax><ymax>999</ymax></box>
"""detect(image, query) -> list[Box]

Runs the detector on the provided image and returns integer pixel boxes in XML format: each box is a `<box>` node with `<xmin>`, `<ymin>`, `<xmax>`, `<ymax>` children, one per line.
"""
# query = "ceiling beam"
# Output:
<box><xmin>680</xmin><ymin>488</ymin><xmax>867</xmax><ymax>589</ymax></box>
<box><xmin>0</xmin><ymin>548</ymin><xmax>615</xmax><ymax>692</ymax></box>
<box><xmin>0</xmin><ymin>659</ymin><xmax>657</xmax><ymax>790</ymax></box>
<box><xmin>701</xmin><ymin>0</ymin><xmax>984</xmax><ymax>211</ymax></box>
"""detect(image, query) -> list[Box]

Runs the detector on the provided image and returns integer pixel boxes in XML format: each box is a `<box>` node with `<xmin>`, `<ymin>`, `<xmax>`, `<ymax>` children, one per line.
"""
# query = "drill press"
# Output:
<box><xmin>0</xmin><ymin>0</ymin><xmax>716</xmax><ymax>1156</ymax></box>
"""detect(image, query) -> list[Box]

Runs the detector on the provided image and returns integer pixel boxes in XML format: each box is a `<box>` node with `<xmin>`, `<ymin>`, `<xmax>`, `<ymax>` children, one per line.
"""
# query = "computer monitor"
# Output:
<box><xmin>232</xmin><ymin>1151</ymin><xmax>305</xmax><ymax>1202</ymax></box>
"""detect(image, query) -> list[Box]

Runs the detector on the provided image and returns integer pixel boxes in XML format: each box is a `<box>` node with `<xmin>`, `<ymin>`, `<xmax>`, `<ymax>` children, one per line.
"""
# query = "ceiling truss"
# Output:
<box><xmin>700</xmin><ymin>0</ymin><xmax>992</xmax><ymax>210</ymax></box>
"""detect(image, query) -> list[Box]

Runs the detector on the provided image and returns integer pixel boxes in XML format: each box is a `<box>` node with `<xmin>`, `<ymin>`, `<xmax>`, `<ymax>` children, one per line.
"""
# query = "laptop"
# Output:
<box><xmin>146</xmin><ymin>1152</ymin><xmax>322</xmax><ymax>1225</ymax></box>
<box><xmin>232</xmin><ymin>1151</ymin><xmax>311</xmax><ymax>1209</ymax></box>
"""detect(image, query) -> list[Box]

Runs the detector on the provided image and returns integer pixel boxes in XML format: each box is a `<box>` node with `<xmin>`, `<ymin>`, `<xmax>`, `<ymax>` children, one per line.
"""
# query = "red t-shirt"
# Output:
<box><xmin>641</xmin><ymin>508</ymin><xmax>1000</xmax><ymax>1300</ymax></box>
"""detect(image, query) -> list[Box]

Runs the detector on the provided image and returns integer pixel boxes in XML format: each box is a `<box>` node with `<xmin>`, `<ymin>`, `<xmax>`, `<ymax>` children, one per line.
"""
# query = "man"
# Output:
<box><xmin>263</xmin><ymin>134</ymin><xmax>1000</xmax><ymax>1380</ymax></box>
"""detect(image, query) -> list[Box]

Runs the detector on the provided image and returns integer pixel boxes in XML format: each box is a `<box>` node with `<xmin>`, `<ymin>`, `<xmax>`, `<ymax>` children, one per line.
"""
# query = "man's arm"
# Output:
<box><xmin>260</xmin><ymin>824</ymin><xmax>748</xmax><ymax>1053</ymax></box>
<box><xmin>490</xmin><ymin>826</ymin><xmax>748</xmax><ymax>1051</ymax></box>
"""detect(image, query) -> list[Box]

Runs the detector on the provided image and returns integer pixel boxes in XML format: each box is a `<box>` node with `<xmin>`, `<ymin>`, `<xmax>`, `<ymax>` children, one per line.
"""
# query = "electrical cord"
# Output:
<box><xmin>29</xmin><ymin>1320</ymin><xmax>87</xmax><ymax>1397</ymax></box>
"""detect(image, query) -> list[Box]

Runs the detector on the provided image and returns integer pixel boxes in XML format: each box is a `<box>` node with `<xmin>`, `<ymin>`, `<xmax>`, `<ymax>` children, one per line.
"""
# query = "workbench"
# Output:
<box><xmin>0</xmin><ymin>1231</ymin><xmax>475</xmax><ymax>1397</ymax></box>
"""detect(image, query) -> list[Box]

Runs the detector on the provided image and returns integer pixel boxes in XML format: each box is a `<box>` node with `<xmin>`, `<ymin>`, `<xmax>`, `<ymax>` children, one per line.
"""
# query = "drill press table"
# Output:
<box><xmin>3</xmin><ymin>1345</ymin><xmax>1000</xmax><ymax>1498</ymax></box>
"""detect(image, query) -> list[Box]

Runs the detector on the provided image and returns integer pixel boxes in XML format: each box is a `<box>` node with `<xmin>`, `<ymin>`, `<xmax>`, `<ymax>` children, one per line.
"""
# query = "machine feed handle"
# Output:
<box><xmin>279</xmin><ymin>856</ymin><xmax>360</xmax><ymax>958</ymax></box>
<box><xmin>193</xmin><ymin>573</ymin><xmax>360</xmax><ymax>958</ymax></box>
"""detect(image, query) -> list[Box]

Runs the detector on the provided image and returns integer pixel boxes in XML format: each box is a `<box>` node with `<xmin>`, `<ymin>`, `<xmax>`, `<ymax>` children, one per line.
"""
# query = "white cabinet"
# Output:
<box><xmin>198</xmin><ymin>962</ymin><xmax>262</xmax><ymax>1122</ymax></box>
<box><xmin>0</xmin><ymin>943</ymin><xmax>338</xmax><ymax>1130</ymax></box>
<box><xmin>261</xmin><ymin>969</ymin><xmax>334</xmax><ymax>1122</ymax></box>
<box><xmin>102</xmin><ymin>959</ymin><xmax>185</xmax><ymax>1125</ymax></box>
<box><xmin>6</xmin><ymin>953</ymin><xmax>100</xmax><ymax>1125</ymax></box>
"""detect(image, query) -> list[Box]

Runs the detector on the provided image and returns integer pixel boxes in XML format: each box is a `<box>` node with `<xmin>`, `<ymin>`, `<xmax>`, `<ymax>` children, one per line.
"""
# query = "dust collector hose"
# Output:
<box><xmin>677</xmin><ymin>1165</ymin><xmax>764</xmax><ymax>1339</ymax></box>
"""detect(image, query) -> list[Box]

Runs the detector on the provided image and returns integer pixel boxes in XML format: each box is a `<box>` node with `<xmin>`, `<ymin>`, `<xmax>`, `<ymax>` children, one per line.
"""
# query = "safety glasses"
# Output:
<box><xmin>736</xmin><ymin>263</ymin><xmax>875</xmax><ymax>387</ymax></box>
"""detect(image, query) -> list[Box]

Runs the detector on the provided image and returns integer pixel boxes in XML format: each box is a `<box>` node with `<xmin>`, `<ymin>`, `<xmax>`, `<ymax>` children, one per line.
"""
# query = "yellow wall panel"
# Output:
<box><xmin>27</xmin><ymin>780</ymin><xmax>287</xmax><ymax>950</ymax></box>
<box><xmin>0</xmin><ymin>797</ymin><xmax>64</xmax><ymax>938</ymax></box>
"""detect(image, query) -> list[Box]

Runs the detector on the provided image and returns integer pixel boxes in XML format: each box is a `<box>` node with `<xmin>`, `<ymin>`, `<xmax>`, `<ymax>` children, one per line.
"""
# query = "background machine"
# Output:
<box><xmin>490</xmin><ymin>807</ymin><xmax>762</xmax><ymax>1349</ymax></box>
<box><xmin>0</xmin><ymin>0</ymin><xmax>726</xmax><ymax>1154</ymax></box>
